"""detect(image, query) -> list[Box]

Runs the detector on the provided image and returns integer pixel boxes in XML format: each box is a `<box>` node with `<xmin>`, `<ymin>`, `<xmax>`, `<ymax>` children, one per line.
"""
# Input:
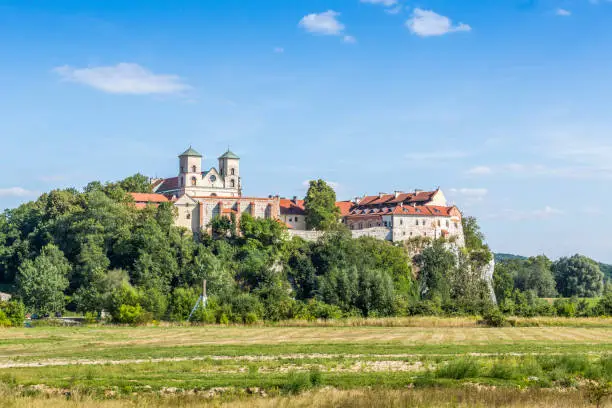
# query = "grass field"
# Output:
<box><xmin>2</xmin><ymin>319</ymin><xmax>612</xmax><ymax>406</ymax></box>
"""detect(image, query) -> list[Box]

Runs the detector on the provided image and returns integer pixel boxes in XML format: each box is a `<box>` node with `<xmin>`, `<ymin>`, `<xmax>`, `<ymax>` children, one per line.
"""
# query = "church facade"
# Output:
<box><xmin>132</xmin><ymin>146</ymin><xmax>464</xmax><ymax>245</ymax></box>
<box><xmin>141</xmin><ymin>147</ymin><xmax>279</xmax><ymax>233</ymax></box>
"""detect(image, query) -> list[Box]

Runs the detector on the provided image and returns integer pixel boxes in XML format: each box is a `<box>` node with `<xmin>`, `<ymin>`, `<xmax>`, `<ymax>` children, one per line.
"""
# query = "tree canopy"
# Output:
<box><xmin>304</xmin><ymin>179</ymin><xmax>340</xmax><ymax>231</ymax></box>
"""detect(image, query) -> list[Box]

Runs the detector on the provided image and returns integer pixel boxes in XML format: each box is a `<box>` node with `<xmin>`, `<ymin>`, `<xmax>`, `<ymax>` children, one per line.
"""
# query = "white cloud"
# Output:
<box><xmin>274</xmin><ymin>47</ymin><xmax>285</xmax><ymax>53</ymax></box>
<box><xmin>405</xmin><ymin>150</ymin><xmax>469</xmax><ymax>160</ymax></box>
<box><xmin>343</xmin><ymin>35</ymin><xmax>357</xmax><ymax>44</ymax></box>
<box><xmin>556</xmin><ymin>8</ymin><xmax>572</xmax><ymax>16</ymax></box>
<box><xmin>466</xmin><ymin>166</ymin><xmax>492</xmax><ymax>175</ymax></box>
<box><xmin>360</xmin><ymin>0</ymin><xmax>398</xmax><ymax>6</ymax></box>
<box><xmin>385</xmin><ymin>6</ymin><xmax>404</xmax><ymax>15</ymax></box>
<box><xmin>406</xmin><ymin>8</ymin><xmax>471</xmax><ymax>37</ymax></box>
<box><xmin>0</xmin><ymin>187</ymin><xmax>37</xmax><ymax>197</ymax></box>
<box><xmin>53</xmin><ymin>63</ymin><xmax>190</xmax><ymax>95</ymax></box>
<box><xmin>299</xmin><ymin>11</ymin><xmax>345</xmax><ymax>36</ymax></box>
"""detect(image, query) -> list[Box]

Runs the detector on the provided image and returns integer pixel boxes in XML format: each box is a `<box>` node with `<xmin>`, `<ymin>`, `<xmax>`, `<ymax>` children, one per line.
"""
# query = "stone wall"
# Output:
<box><xmin>351</xmin><ymin>227</ymin><xmax>392</xmax><ymax>240</ymax></box>
<box><xmin>288</xmin><ymin>227</ymin><xmax>391</xmax><ymax>242</ymax></box>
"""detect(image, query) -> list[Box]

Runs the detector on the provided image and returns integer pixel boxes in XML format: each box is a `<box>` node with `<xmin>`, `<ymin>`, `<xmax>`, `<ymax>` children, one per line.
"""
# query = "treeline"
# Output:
<box><xmin>1</xmin><ymin>175</ymin><xmax>609</xmax><ymax>326</ymax></box>
<box><xmin>0</xmin><ymin>176</ymin><xmax>497</xmax><ymax>325</ymax></box>
<box><xmin>493</xmin><ymin>253</ymin><xmax>612</xmax><ymax>317</ymax></box>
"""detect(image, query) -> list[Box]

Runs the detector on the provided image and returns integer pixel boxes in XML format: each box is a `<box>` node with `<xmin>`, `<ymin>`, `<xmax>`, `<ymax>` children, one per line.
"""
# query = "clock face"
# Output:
<box><xmin>209</xmin><ymin>175</ymin><xmax>217</xmax><ymax>183</ymax></box>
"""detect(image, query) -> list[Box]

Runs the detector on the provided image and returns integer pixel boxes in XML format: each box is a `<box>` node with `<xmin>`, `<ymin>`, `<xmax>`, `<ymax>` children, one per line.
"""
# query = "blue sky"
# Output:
<box><xmin>1</xmin><ymin>0</ymin><xmax>612</xmax><ymax>261</ymax></box>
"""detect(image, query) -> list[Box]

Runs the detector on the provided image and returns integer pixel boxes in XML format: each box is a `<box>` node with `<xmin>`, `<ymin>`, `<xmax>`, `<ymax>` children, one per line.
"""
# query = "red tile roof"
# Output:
<box><xmin>280</xmin><ymin>199</ymin><xmax>306</xmax><ymax>215</ymax></box>
<box><xmin>336</xmin><ymin>201</ymin><xmax>353</xmax><ymax>216</ymax></box>
<box><xmin>348</xmin><ymin>204</ymin><xmax>460</xmax><ymax>218</ymax></box>
<box><xmin>130</xmin><ymin>193</ymin><xmax>169</xmax><ymax>203</ymax></box>
<box><xmin>355</xmin><ymin>190</ymin><xmax>439</xmax><ymax>208</ymax></box>
<box><xmin>280</xmin><ymin>199</ymin><xmax>357</xmax><ymax>217</ymax></box>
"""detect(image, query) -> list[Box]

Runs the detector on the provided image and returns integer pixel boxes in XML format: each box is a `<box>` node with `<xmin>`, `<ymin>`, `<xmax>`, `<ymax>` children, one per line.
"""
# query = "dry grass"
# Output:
<box><xmin>0</xmin><ymin>387</ymin><xmax>600</xmax><ymax>408</ymax></box>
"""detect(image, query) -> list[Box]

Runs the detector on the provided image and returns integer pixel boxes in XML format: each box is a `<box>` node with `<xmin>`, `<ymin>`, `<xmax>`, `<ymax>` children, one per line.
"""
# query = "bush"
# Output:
<box><xmin>115</xmin><ymin>304</ymin><xmax>145</xmax><ymax>325</ymax></box>
<box><xmin>0</xmin><ymin>301</ymin><xmax>25</xmax><ymax>327</ymax></box>
<box><xmin>481</xmin><ymin>308</ymin><xmax>509</xmax><ymax>327</ymax></box>
<box><xmin>554</xmin><ymin>298</ymin><xmax>577</xmax><ymax>317</ymax></box>
<box><xmin>408</xmin><ymin>300</ymin><xmax>443</xmax><ymax>316</ymax></box>
<box><xmin>436</xmin><ymin>358</ymin><xmax>481</xmax><ymax>379</ymax></box>
<box><xmin>218</xmin><ymin>313</ymin><xmax>229</xmax><ymax>325</ymax></box>
<box><xmin>244</xmin><ymin>312</ymin><xmax>258</xmax><ymax>325</ymax></box>
<box><xmin>0</xmin><ymin>310</ymin><xmax>11</xmax><ymax>327</ymax></box>
<box><xmin>83</xmin><ymin>312</ymin><xmax>97</xmax><ymax>324</ymax></box>
<box><xmin>282</xmin><ymin>371</ymin><xmax>312</xmax><ymax>395</ymax></box>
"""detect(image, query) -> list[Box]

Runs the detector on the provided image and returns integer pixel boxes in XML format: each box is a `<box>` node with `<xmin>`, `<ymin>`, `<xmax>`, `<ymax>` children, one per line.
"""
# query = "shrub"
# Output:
<box><xmin>0</xmin><ymin>301</ymin><xmax>25</xmax><ymax>327</ymax></box>
<box><xmin>408</xmin><ymin>300</ymin><xmax>442</xmax><ymax>316</ymax></box>
<box><xmin>554</xmin><ymin>298</ymin><xmax>577</xmax><ymax>317</ymax></box>
<box><xmin>83</xmin><ymin>312</ymin><xmax>97</xmax><ymax>324</ymax></box>
<box><xmin>0</xmin><ymin>310</ymin><xmax>11</xmax><ymax>327</ymax></box>
<box><xmin>282</xmin><ymin>371</ymin><xmax>312</xmax><ymax>395</ymax></box>
<box><xmin>488</xmin><ymin>359</ymin><xmax>520</xmax><ymax>380</ymax></box>
<box><xmin>481</xmin><ymin>308</ymin><xmax>508</xmax><ymax>327</ymax></box>
<box><xmin>218</xmin><ymin>313</ymin><xmax>229</xmax><ymax>325</ymax></box>
<box><xmin>309</xmin><ymin>367</ymin><xmax>322</xmax><ymax>386</ymax></box>
<box><xmin>115</xmin><ymin>304</ymin><xmax>145</xmax><ymax>325</ymax></box>
<box><xmin>436</xmin><ymin>358</ymin><xmax>481</xmax><ymax>379</ymax></box>
<box><xmin>244</xmin><ymin>312</ymin><xmax>258</xmax><ymax>325</ymax></box>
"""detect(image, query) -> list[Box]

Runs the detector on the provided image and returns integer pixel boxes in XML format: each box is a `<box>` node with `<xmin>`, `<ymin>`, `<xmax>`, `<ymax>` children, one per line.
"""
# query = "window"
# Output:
<box><xmin>192</xmin><ymin>165</ymin><xmax>197</xmax><ymax>172</ymax></box>
<box><xmin>210</xmin><ymin>175</ymin><xmax>217</xmax><ymax>183</ymax></box>
<box><xmin>180</xmin><ymin>166</ymin><xmax>184</xmax><ymax>173</ymax></box>
<box><xmin>191</xmin><ymin>176</ymin><xmax>197</xmax><ymax>186</ymax></box>
<box><xmin>295</xmin><ymin>216</ymin><xmax>299</xmax><ymax>222</ymax></box>
<box><xmin>400</xmin><ymin>219</ymin><xmax>403</xmax><ymax>225</ymax></box>
<box><xmin>230</xmin><ymin>168</ymin><xmax>235</xmax><ymax>175</ymax></box>
<box><xmin>186</xmin><ymin>213</ymin><xmax>191</xmax><ymax>220</ymax></box>
<box><xmin>230</xmin><ymin>179</ymin><xmax>235</xmax><ymax>187</ymax></box>
<box><xmin>359</xmin><ymin>223</ymin><xmax>363</xmax><ymax>229</ymax></box>
<box><xmin>446</xmin><ymin>220</ymin><xmax>450</xmax><ymax>227</ymax></box>
<box><xmin>289</xmin><ymin>217</ymin><xmax>293</xmax><ymax>222</ymax></box>
<box><xmin>415</xmin><ymin>220</ymin><xmax>419</xmax><ymax>226</ymax></box>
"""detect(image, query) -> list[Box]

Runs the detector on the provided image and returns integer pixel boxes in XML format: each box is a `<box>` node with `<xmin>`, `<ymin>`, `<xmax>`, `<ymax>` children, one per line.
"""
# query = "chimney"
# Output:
<box><xmin>394</xmin><ymin>191</ymin><xmax>403</xmax><ymax>198</ymax></box>
<box><xmin>292</xmin><ymin>196</ymin><xmax>298</xmax><ymax>204</ymax></box>
<box><xmin>414</xmin><ymin>189</ymin><xmax>423</xmax><ymax>194</ymax></box>
<box><xmin>378</xmin><ymin>192</ymin><xmax>386</xmax><ymax>198</ymax></box>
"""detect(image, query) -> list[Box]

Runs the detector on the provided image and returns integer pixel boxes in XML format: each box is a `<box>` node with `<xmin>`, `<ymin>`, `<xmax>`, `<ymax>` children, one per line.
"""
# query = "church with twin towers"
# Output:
<box><xmin>130</xmin><ymin>146</ymin><xmax>464</xmax><ymax>245</ymax></box>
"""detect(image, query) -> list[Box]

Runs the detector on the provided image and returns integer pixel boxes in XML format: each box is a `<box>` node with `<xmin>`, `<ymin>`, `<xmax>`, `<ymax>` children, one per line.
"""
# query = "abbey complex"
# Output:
<box><xmin>130</xmin><ymin>147</ymin><xmax>465</xmax><ymax>245</ymax></box>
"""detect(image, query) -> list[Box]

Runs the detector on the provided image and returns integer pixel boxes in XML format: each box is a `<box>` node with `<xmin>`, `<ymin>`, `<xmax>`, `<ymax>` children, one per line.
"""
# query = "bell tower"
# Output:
<box><xmin>218</xmin><ymin>149</ymin><xmax>241</xmax><ymax>195</ymax></box>
<box><xmin>178</xmin><ymin>146</ymin><xmax>203</xmax><ymax>191</ymax></box>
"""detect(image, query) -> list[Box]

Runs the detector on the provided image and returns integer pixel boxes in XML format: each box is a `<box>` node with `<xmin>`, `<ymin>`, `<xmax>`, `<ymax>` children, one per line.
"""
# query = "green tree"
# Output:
<box><xmin>415</xmin><ymin>241</ymin><xmax>455</xmax><ymax>302</ymax></box>
<box><xmin>17</xmin><ymin>244</ymin><xmax>70</xmax><ymax>314</ymax></box>
<box><xmin>117</xmin><ymin>173</ymin><xmax>152</xmax><ymax>193</ymax></box>
<box><xmin>553</xmin><ymin>254</ymin><xmax>604</xmax><ymax>298</ymax></box>
<box><xmin>304</xmin><ymin>179</ymin><xmax>340</xmax><ymax>231</ymax></box>
<box><xmin>462</xmin><ymin>216</ymin><xmax>488</xmax><ymax>251</ymax></box>
<box><xmin>493</xmin><ymin>262</ymin><xmax>514</xmax><ymax>303</ymax></box>
<box><xmin>515</xmin><ymin>256</ymin><xmax>557</xmax><ymax>297</ymax></box>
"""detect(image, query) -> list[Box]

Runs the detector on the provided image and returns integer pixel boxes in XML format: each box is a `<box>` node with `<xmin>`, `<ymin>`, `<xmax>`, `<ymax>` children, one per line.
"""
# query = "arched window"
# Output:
<box><xmin>230</xmin><ymin>168</ymin><xmax>235</xmax><ymax>175</ymax></box>
<box><xmin>191</xmin><ymin>176</ymin><xmax>197</xmax><ymax>186</ymax></box>
<box><xmin>230</xmin><ymin>179</ymin><xmax>235</xmax><ymax>188</ymax></box>
<box><xmin>192</xmin><ymin>165</ymin><xmax>197</xmax><ymax>173</ymax></box>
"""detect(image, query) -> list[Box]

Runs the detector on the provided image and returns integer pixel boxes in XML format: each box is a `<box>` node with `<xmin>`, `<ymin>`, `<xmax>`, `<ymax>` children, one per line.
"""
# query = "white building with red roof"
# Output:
<box><xmin>136</xmin><ymin>146</ymin><xmax>279</xmax><ymax>234</ymax></box>
<box><xmin>279</xmin><ymin>189</ymin><xmax>464</xmax><ymax>246</ymax></box>
<box><xmin>131</xmin><ymin>146</ymin><xmax>463</xmax><ymax>244</ymax></box>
